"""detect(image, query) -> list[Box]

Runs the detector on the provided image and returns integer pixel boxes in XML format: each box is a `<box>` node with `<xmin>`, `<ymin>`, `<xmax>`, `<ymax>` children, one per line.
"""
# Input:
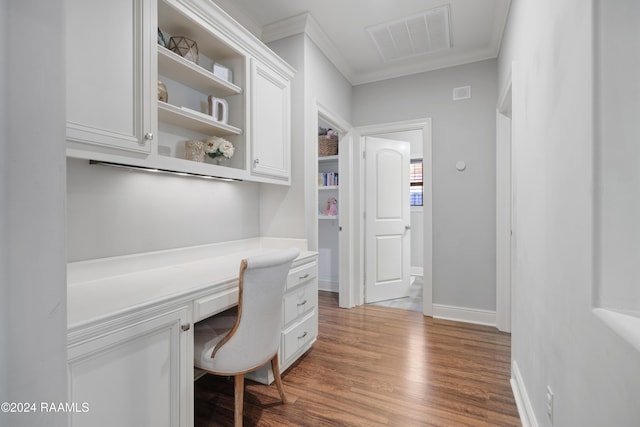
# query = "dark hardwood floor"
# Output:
<box><xmin>195</xmin><ymin>291</ymin><xmax>520</xmax><ymax>426</ymax></box>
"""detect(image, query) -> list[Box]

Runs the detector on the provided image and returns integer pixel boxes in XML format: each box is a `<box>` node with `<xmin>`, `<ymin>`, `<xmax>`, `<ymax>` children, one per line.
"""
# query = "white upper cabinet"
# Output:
<box><xmin>250</xmin><ymin>59</ymin><xmax>291</xmax><ymax>182</ymax></box>
<box><xmin>66</xmin><ymin>0</ymin><xmax>153</xmax><ymax>153</ymax></box>
<box><xmin>65</xmin><ymin>0</ymin><xmax>294</xmax><ymax>185</ymax></box>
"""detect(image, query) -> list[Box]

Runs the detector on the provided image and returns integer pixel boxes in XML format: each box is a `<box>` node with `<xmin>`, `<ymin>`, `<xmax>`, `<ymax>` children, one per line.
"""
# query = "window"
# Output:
<box><xmin>410</xmin><ymin>159</ymin><xmax>423</xmax><ymax>206</ymax></box>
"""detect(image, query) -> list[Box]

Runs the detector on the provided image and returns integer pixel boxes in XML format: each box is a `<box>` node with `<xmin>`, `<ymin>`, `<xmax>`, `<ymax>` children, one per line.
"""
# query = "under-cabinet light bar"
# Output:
<box><xmin>89</xmin><ymin>160</ymin><xmax>241</xmax><ymax>182</ymax></box>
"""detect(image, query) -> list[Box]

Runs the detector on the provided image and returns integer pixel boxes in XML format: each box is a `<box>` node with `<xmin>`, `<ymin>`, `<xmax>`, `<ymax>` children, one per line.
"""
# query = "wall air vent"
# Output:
<box><xmin>367</xmin><ymin>5</ymin><xmax>452</xmax><ymax>63</ymax></box>
<box><xmin>453</xmin><ymin>85</ymin><xmax>471</xmax><ymax>101</ymax></box>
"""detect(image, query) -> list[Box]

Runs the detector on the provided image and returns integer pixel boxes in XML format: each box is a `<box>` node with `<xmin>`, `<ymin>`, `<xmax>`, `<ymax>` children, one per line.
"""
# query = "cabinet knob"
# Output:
<box><xmin>298</xmin><ymin>331</ymin><xmax>308</xmax><ymax>339</ymax></box>
<box><xmin>254</xmin><ymin>158</ymin><xmax>260</xmax><ymax>164</ymax></box>
<box><xmin>181</xmin><ymin>323</ymin><xmax>191</xmax><ymax>332</ymax></box>
<box><xmin>297</xmin><ymin>299</ymin><xmax>308</xmax><ymax>307</ymax></box>
<box><xmin>144</xmin><ymin>132</ymin><xmax>154</xmax><ymax>141</ymax></box>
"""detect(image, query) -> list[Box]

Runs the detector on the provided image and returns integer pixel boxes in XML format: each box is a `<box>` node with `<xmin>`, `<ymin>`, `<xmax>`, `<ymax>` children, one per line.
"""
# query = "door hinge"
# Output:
<box><xmin>362</xmin><ymin>150</ymin><xmax>366</xmax><ymax>159</ymax></box>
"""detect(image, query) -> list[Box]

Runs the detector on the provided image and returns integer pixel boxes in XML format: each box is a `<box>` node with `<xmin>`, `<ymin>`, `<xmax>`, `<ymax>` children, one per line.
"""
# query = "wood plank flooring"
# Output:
<box><xmin>195</xmin><ymin>291</ymin><xmax>520</xmax><ymax>426</ymax></box>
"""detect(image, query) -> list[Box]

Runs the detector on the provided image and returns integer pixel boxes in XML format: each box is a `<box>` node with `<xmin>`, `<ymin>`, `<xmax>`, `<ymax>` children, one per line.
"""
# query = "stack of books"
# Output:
<box><xmin>318</xmin><ymin>172</ymin><xmax>339</xmax><ymax>187</ymax></box>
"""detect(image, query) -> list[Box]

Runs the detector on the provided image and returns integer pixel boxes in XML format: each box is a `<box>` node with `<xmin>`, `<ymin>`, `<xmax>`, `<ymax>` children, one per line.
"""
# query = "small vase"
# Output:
<box><xmin>209</xmin><ymin>156</ymin><xmax>227</xmax><ymax>165</ymax></box>
<box><xmin>158</xmin><ymin>81</ymin><xmax>168</xmax><ymax>103</ymax></box>
<box><xmin>185</xmin><ymin>140</ymin><xmax>205</xmax><ymax>162</ymax></box>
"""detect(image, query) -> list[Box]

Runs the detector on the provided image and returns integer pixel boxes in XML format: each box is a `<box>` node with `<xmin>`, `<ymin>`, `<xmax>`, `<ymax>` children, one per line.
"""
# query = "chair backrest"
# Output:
<box><xmin>210</xmin><ymin>248</ymin><xmax>300</xmax><ymax>374</ymax></box>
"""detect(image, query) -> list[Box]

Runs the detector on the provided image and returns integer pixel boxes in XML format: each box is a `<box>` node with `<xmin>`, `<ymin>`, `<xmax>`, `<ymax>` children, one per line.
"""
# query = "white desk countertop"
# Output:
<box><xmin>67</xmin><ymin>237</ymin><xmax>316</xmax><ymax>331</ymax></box>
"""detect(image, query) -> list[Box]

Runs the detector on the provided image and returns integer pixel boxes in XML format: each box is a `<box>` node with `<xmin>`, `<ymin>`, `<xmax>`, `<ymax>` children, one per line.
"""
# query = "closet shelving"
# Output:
<box><xmin>318</xmin><ymin>154</ymin><xmax>339</xmax><ymax>220</ymax></box>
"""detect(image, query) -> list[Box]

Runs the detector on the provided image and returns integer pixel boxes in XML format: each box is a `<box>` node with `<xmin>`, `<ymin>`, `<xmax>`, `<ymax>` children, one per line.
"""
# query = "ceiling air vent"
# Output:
<box><xmin>367</xmin><ymin>5</ymin><xmax>452</xmax><ymax>63</ymax></box>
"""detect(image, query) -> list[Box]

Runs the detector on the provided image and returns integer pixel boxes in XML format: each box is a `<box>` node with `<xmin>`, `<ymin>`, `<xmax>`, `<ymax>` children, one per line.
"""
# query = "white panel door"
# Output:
<box><xmin>365</xmin><ymin>137</ymin><xmax>411</xmax><ymax>303</ymax></box>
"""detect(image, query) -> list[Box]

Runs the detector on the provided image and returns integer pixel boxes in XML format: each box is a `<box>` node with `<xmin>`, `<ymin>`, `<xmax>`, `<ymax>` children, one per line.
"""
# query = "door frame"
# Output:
<box><xmin>353</xmin><ymin>119</ymin><xmax>433</xmax><ymax>316</ymax></box>
<box><xmin>496</xmin><ymin>68</ymin><xmax>513</xmax><ymax>332</ymax></box>
<box><xmin>313</xmin><ymin>101</ymin><xmax>355</xmax><ymax>308</ymax></box>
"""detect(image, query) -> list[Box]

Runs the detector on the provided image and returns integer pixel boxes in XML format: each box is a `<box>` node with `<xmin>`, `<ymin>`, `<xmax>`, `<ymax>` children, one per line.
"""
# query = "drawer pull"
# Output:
<box><xmin>299</xmin><ymin>273</ymin><xmax>310</xmax><ymax>280</ymax></box>
<box><xmin>298</xmin><ymin>331</ymin><xmax>308</xmax><ymax>339</ymax></box>
<box><xmin>181</xmin><ymin>323</ymin><xmax>191</xmax><ymax>332</ymax></box>
<box><xmin>297</xmin><ymin>300</ymin><xmax>308</xmax><ymax>307</ymax></box>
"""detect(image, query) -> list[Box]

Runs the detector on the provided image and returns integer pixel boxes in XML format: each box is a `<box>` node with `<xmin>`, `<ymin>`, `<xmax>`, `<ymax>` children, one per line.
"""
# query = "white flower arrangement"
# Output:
<box><xmin>204</xmin><ymin>136</ymin><xmax>234</xmax><ymax>159</ymax></box>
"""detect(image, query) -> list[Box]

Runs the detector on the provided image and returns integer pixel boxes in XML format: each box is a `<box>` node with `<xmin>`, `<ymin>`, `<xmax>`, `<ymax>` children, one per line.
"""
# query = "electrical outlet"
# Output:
<box><xmin>546</xmin><ymin>385</ymin><xmax>554</xmax><ymax>424</ymax></box>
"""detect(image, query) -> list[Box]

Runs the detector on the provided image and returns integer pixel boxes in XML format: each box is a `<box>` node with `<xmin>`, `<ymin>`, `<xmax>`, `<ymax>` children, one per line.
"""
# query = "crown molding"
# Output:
<box><xmin>262</xmin><ymin>12</ymin><xmax>355</xmax><ymax>84</ymax></box>
<box><xmin>352</xmin><ymin>48</ymin><xmax>499</xmax><ymax>86</ymax></box>
<box><xmin>261</xmin><ymin>12</ymin><xmax>308</xmax><ymax>43</ymax></box>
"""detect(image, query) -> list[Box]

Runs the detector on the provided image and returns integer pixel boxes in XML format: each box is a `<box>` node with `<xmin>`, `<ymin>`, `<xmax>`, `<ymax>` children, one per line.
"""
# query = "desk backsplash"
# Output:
<box><xmin>66</xmin><ymin>158</ymin><xmax>260</xmax><ymax>262</ymax></box>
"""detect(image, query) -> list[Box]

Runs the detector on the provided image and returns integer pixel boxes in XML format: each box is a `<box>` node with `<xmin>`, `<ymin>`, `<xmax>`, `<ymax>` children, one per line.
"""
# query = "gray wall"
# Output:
<box><xmin>0</xmin><ymin>0</ymin><xmax>8</xmax><ymax>406</ymax></box>
<box><xmin>259</xmin><ymin>35</ymin><xmax>307</xmax><ymax>241</ymax></box>
<box><xmin>353</xmin><ymin>59</ymin><xmax>498</xmax><ymax>311</ymax></box>
<box><xmin>264</xmin><ymin>34</ymin><xmax>353</xmax><ymax>252</ymax></box>
<box><xmin>500</xmin><ymin>0</ymin><xmax>640</xmax><ymax>425</ymax></box>
<box><xmin>3</xmin><ymin>1</ymin><xmax>68</xmax><ymax>425</ymax></box>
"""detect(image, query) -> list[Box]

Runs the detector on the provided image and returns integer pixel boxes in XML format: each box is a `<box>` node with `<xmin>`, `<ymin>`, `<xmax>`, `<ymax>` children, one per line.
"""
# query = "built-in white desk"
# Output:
<box><xmin>66</xmin><ymin>237</ymin><xmax>318</xmax><ymax>427</ymax></box>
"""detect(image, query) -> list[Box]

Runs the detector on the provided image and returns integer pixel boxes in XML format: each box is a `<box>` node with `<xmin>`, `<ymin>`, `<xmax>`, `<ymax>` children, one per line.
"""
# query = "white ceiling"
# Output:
<box><xmin>213</xmin><ymin>0</ymin><xmax>511</xmax><ymax>85</ymax></box>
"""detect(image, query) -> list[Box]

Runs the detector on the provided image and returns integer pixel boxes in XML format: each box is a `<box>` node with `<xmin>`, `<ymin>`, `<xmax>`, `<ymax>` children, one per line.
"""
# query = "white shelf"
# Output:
<box><xmin>318</xmin><ymin>155</ymin><xmax>339</xmax><ymax>162</ymax></box>
<box><xmin>152</xmin><ymin>154</ymin><xmax>246</xmax><ymax>180</ymax></box>
<box><xmin>318</xmin><ymin>185</ymin><xmax>338</xmax><ymax>191</ymax></box>
<box><xmin>157</xmin><ymin>102</ymin><xmax>242</xmax><ymax>136</ymax></box>
<box><xmin>158</xmin><ymin>47</ymin><xmax>241</xmax><ymax>97</ymax></box>
<box><xmin>158</xmin><ymin>0</ymin><xmax>241</xmax><ymax>60</ymax></box>
<box><xmin>318</xmin><ymin>215</ymin><xmax>339</xmax><ymax>220</ymax></box>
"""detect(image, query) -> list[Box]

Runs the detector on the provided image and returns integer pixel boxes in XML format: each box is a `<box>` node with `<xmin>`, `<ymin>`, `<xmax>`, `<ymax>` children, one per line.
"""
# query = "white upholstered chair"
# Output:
<box><xmin>194</xmin><ymin>248</ymin><xmax>300</xmax><ymax>427</ymax></box>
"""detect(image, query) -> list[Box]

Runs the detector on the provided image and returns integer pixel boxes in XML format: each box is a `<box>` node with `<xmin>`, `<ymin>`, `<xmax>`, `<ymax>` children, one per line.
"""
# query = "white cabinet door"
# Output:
<box><xmin>66</xmin><ymin>0</ymin><xmax>152</xmax><ymax>153</ymax></box>
<box><xmin>249</xmin><ymin>59</ymin><xmax>291</xmax><ymax>181</ymax></box>
<box><xmin>67</xmin><ymin>307</ymin><xmax>191</xmax><ymax>427</ymax></box>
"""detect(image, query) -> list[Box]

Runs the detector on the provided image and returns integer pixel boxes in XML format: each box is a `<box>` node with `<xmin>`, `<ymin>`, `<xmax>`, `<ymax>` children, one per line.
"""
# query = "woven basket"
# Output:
<box><xmin>318</xmin><ymin>135</ymin><xmax>338</xmax><ymax>157</ymax></box>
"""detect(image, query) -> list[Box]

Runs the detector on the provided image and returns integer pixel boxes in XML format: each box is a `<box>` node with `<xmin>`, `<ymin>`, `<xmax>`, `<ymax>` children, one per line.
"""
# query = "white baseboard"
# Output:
<box><xmin>432</xmin><ymin>304</ymin><xmax>496</xmax><ymax>326</ymax></box>
<box><xmin>411</xmin><ymin>266</ymin><xmax>424</xmax><ymax>277</ymax></box>
<box><xmin>318</xmin><ymin>279</ymin><xmax>338</xmax><ymax>292</ymax></box>
<box><xmin>510</xmin><ymin>360</ymin><xmax>538</xmax><ymax>427</ymax></box>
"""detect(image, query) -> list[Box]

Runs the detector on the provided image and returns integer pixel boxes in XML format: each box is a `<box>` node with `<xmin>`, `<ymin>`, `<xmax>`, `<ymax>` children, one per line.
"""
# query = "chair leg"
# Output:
<box><xmin>270</xmin><ymin>354</ymin><xmax>289</xmax><ymax>404</ymax></box>
<box><xmin>234</xmin><ymin>374</ymin><xmax>244</xmax><ymax>427</ymax></box>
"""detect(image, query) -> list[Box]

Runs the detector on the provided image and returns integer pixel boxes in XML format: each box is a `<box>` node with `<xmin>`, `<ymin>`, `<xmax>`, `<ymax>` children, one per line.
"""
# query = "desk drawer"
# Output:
<box><xmin>286</xmin><ymin>262</ymin><xmax>317</xmax><ymax>290</ymax></box>
<box><xmin>283</xmin><ymin>282</ymin><xmax>316</xmax><ymax>326</ymax></box>
<box><xmin>282</xmin><ymin>311</ymin><xmax>317</xmax><ymax>362</ymax></box>
<box><xmin>193</xmin><ymin>288</ymin><xmax>238</xmax><ymax>323</ymax></box>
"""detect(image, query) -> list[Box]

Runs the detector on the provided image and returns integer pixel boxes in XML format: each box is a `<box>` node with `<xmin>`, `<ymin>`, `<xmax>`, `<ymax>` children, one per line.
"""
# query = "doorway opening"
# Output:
<box><xmin>353</xmin><ymin>119</ymin><xmax>433</xmax><ymax>316</ymax></box>
<box><xmin>314</xmin><ymin>102</ymin><xmax>353</xmax><ymax>308</ymax></box>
